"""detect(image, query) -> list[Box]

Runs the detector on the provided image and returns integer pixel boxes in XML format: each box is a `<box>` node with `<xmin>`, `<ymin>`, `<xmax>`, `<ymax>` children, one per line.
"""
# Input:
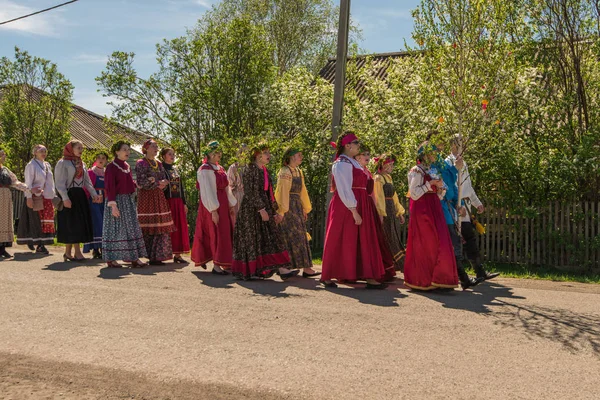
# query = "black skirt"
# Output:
<box><xmin>57</xmin><ymin>188</ymin><xmax>93</xmax><ymax>244</ymax></box>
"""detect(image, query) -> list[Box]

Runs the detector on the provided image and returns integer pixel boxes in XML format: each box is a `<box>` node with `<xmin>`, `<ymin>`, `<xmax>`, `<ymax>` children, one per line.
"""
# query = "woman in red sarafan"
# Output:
<box><xmin>403</xmin><ymin>142</ymin><xmax>459</xmax><ymax>291</ymax></box>
<box><xmin>135</xmin><ymin>139</ymin><xmax>175</xmax><ymax>265</ymax></box>
<box><xmin>231</xmin><ymin>143</ymin><xmax>292</xmax><ymax>280</ymax></box>
<box><xmin>353</xmin><ymin>143</ymin><xmax>396</xmax><ymax>283</ymax></box>
<box><xmin>320</xmin><ymin>132</ymin><xmax>387</xmax><ymax>290</ymax></box>
<box><xmin>160</xmin><ymin>147</ymin><xmax>191</xmax><ymax>263</ymax></box>
<box><xmin>191</xmin><ymin>141</ymin><xmax>237</xmax><ymax>275</ymax></box>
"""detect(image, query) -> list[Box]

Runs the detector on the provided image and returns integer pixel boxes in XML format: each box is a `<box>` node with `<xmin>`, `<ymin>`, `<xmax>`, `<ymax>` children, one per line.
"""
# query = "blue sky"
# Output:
<box><xmin>0</xmin><ymin>0</ymin><xmax>419</xmax><ymax>116</ymax></box>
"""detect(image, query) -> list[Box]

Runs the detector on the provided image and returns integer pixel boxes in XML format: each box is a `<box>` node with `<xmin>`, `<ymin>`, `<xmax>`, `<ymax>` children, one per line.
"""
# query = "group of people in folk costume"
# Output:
<box><xmin>0</xmin><ymin>131</ymin><xmax>498</xmax><ymax>291</ymax></box>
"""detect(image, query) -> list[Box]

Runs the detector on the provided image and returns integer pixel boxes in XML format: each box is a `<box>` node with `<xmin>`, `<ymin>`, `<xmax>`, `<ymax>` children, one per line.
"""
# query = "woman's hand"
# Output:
<box><xmin>259</xmin><ymin>209</ymin><xmax>269</xmax><ymax>222</ymax></box>
<box><xmin>274</xmin><ymin>214</ymin><xmax>283</xmax><ymax>224</ymax></box>
<box><xmin>184</xmin><ymin>205</ymin><xmax>189</xmax><ymax>214</ymax></box>
<box><xmin>31</xmin><ymin>187</ymin><xmax>43</xmax><ymax>195</ymax></box>
<box><xmin>399</xmin><ymin>215</ymin><xmax>406</xmax><ymax>224</ymax></box>
<box><xmin>351</xmin><ymin>209</ymin><xmax>362</xmax><ymax>226</ymax></box>
<box><xmin>211</xmin><ymin>210</ymin><xmax>219</xmax><ymax>225</ymax></box>
<box><xmin>429</xmin><ymin>179</ymin><xmax>443</xmax><ymax>188</ymax></box>
<box><xmin>158</xmin><ymin>179</ymin><xmax>169</xmax><ymax>189</ymax></box>
<box><xmin>379</xmin><ymin>215</ymin><xmax>384</xmax><ymax>224</ymax></box>
<box><xmin>229</xmin><ymin>207</ymin><xmax>236</xmax><ymax>225</ymax></box>
<box><xmin>26</xmin><ymin>198</ymin><xmax>34</xmax><ymax>209</ymax></box>
<box><xmin>110</xmin><ymin>204</ymin><xmax>121</xmax><ymax>218</ymax></box>
<box><xmin>63</xmin><ymin>200</ymin><xmax>72</xmax><ymax>209</ymax></box>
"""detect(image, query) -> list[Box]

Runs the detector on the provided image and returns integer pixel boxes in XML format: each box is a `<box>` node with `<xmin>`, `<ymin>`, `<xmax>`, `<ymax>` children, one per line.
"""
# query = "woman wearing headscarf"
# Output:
<box><xmin>135</xmin><ymin>139</ymin><xmax>175</xmax><ymax>265</ymax></box>
<box><xmin>83</xmin><ymin>152</ymin><xmax>108</xmax><ymax>259</ymax></box>
<box><xmin>55</xmin><ymin>140</ymin><xmax>100</xmax><ymax>261</ymax></box>
<box><xmin>160</xmin><ymin>147</ymin><xmax>190</xmax><ymax>263</ymax></box>
<box><xmin>191</xmin><ymin>141</ymin><xmax>237</xmax><ymax>274</ymax></box>
<box><xmin>403</xmin><ymin>142</ymin><xmax>459</xmax><ymax>291</ymax></box>
<box><xmin>231</xmin><ymin>142</ymin><xmax>292</xmax><ymax>280</ymax></box>
<box><xmin>17</xmin><ymin>144</ymin><xmax>56</xmax><ymax>254</ymax></box>
<box><xmin>0</xmin><ymin>147</ymin><xmax>27</xmax><ymax>258</ymax></box>
<box><xmin>274</xmin><ymin>147</ymin><xmax>319</xmax><ymax>278</ymax></box>
<box><xmin>373</xmin><ymin>154</ymin><xmax>406</xmax><ymax>271</ymax></box>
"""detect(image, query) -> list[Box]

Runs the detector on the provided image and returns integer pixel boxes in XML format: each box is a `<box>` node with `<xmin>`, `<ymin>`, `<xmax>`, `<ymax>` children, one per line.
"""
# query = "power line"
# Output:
<box><xmin>0</xmin><ymin>0</ymin><xmax>80</xmax><ymax>26</ymax></box>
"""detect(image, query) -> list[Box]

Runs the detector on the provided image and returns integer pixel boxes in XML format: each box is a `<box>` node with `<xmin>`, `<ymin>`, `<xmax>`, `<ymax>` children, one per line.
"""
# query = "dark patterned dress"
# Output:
<box><xmin>135</xmin><ymin>158</ymin><xmax>175</xmax><ymax>262</ymax></box>
<box><xmin>232</xmin><ymin>163</ymin><xmax>290</xmax><ymax>278</ymax></box>
<box><xmin>375</xmin><ymin>174</ymin><xmax>406</xmax><ymax>271</ymax></box>
<box><xmin>163</xmin><ymin>163</ymin><xmax>190</xmax><ymax>255</ymax></box>
<box><xmin>275</xmin><ymin>167</ymin><xmax>312</xmax><ymax>270</ymax></box>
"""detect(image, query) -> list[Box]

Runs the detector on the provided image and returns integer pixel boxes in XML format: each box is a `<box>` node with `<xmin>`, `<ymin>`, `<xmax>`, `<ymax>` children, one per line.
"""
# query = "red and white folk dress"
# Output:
<box><xmin>321</xmin><ymin>155</ymin><xmax>390</xmax><ymax>282</ymax></box>
<box><xmin>191</xmin><ymin>163</ymin><xmax>237</xmax><ymax>268</ymax></box>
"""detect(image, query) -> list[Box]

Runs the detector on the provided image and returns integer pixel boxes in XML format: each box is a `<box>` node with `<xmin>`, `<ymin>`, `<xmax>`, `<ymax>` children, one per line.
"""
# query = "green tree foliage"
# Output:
<box><xmin>0</xmin><ymin>47</ymin><xmax>73</xmax><ymax>178</ymax></box>
<box><xmin>210</xmin><ymin>0</ymin><xmax>361</xmax><ymax>75</ymax></box>
<box><xmin>97</xmin><ymin>15</ymin><xmax>276</xmax><ymax>174</ymax></box>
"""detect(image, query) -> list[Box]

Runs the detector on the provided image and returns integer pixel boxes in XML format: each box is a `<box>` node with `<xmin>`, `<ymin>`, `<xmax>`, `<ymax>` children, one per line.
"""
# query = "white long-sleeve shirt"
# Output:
<box><xmin>197</xmin><ymin>164</ymin><xmax>237</xmax><ymax>212</ymax></box>
<box><xmin>407</xmin><ymin>166</ymin><xmax>435</xmax><ymax>201</ymax></box>
<box><xmin>447</xmin><ymin>154</ymin><xmax>483</xmax><ymax>222</ymax></box>
<box><xmin>332</xmin><ymin>155</ymin><xmax>364</xmax><ymax>209</ymax></box>
<box><xmin>24</xmin><ymin>159</ymin><xmax>55</xmax><ymax>199</ymax></box>
<box><xmin>54</xmin><ymin>159</ymin><xmax>97</xmax><ymax>202</ymax></box>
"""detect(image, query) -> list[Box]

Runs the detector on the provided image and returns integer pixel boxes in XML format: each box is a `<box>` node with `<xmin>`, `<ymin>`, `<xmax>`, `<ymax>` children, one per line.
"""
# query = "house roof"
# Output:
<box><xmin>69</xmin><ymin>103</ymin><xmax>149</xmax><ymax>152</ymax></box>
<box><xmin>317</xmin><ymin>51</ymin><xmax>413</xmax><ymax>99</ymax></box>
<box><xmin>0</xmin><ymin>84</ymin><xmax>151</xmax><ymax>152</ymax></box>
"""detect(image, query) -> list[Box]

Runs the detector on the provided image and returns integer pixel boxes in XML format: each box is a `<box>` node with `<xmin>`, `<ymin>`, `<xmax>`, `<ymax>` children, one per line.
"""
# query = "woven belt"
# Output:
<box><xmin>385</xmin><ymin>197</ymin><xmax>394</xmax><ymax>200</ymax></box>
<box><xmin>352</xmin><ymin>187</ymin><xmax>366</xmax><ymax>190</ymax></box>
<box><xmin>289</xmin><ymin>192</ymin><xmax>301</xmax><ymax>195</ymax></box>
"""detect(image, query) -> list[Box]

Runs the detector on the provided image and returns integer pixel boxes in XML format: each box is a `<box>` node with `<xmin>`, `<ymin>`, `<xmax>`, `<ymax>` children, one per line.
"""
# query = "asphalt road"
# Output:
<box><xmin>1</xmin><ymin>246</ymin><xmax>599</xmax><ymax>400</ymax></box>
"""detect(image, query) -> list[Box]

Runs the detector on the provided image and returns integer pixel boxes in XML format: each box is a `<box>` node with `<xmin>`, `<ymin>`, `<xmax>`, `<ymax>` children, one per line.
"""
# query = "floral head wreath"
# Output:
<box><xmin>202</xmin><ymin>140</ymin><xmax>220</xmax><ymax>158</ymax></box>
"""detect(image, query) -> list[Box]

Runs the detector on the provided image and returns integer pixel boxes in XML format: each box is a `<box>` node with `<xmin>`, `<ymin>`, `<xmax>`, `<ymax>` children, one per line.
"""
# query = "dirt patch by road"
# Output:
<box><xmin>0</xmin><ymin>352</ymin><xmax>294</xmax><ymax>400</ymax></box>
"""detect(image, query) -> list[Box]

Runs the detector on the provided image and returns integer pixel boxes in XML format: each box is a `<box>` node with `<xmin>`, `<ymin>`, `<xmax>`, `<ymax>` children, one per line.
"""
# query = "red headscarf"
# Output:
<box><xmin>63</xmin><ymin>142</ymin><xmax>84</xmax><ymax>179</ymax></box>
<box><xmin>142</xmin><ymin>139</ymin><xmax>156</xmax><ymax>154</ymax></box>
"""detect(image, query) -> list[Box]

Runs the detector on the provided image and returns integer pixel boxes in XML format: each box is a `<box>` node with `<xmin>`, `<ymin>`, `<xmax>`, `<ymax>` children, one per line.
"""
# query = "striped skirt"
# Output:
<box><xmin>137</xmin><ymin>188</ymin><xmax>175</xmax><ymax>261</ymax></box>
<box><xmin>102</xmin><ymin>194</ymin><xmax>147</xmax><ymax>262</ymax></box>
<box><xmin>16</xmin><ymin>198</ymin><xmax>55</xmax><ymax>247</ymax></box>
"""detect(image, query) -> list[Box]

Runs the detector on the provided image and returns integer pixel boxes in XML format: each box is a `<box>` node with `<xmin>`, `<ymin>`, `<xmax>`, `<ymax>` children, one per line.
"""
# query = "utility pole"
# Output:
<box><xmin>323</xmin><ymin>0</ymin><xmax>351</xmax><ymax>246</ymax></box>
<box><xmin>331</xmin><ymin>0</ymin><xmax>351</xmax><ymax>142</ymax></box>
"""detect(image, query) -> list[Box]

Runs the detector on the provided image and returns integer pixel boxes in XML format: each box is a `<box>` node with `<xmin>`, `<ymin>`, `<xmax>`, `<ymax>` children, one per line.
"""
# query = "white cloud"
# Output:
<box><xmin>194</xmin><ymin>0</ymin><xmax>212</xmax><ymax>8</ymax></box>
<box><xmin>0</xmin><ymin>0</ymin><xmax>63</xmax><ymax>37</ymax></box>
<box><xmin>72</xmin><ymin>53</ymin><xmax>109</xmax><ymax>65</ymax></box>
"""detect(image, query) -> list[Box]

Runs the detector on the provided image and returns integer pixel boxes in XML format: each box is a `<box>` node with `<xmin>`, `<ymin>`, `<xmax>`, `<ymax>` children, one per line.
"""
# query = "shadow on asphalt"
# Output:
<box><xmin>44</xmin><ymin>259</ymin><xmax>107</xmax><ymax>272</ymax></box>
<box><xmin>491</xmin><ymin>298</ymin><xmax>600</xmax><ymax>355</ymax></box>
<box><xmin>321</xmin><ymin>280</ymin><xmax>408</xmax><ymax>307</ymax></box>
<box><xmin>191</xmin><ymin>270</ymin><xmax>236</xmax><ymax>290</ymax></box>
<box><xmin>412</xmin><ymin>281</ymin><xmax>525</xmax><ymax>314</ymax></box>
<box><xmin>11</xmin><ymin>252</ymin><xmax>51</xmax><ymax>262</ymax></box>
<box><xmin>416</xmin><ymin>281</ymin><xmax>600</xmax><ymax>355</ymax></box>
<box><xmin>97</xmin><ymin>263</ymin><xmax>186</xmax><ymax>279</ymax></box>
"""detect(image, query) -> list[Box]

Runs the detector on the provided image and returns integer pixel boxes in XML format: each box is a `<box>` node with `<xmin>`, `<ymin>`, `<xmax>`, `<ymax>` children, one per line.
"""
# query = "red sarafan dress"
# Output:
<box><xmin>403</xmin><ymin>165</ymin><xmax>458</xmax><ymax>290</ymax></box>
<box><xmin>321</xmin><ymin>156</ymin><xmax>388</xmax><ymax>282</ymax></box>
<box><xmin>364</xmin><ymin>167</ymin><xmax>396</xmax><ymax>281</ymax></box>
<box><xmin>191</xmin><ymin>163</ymin><xmax>236</xmax><ymax>267</ymax></box>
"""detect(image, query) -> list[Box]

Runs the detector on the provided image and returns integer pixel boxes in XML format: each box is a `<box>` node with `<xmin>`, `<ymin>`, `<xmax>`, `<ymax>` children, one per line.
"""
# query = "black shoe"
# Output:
<box><xmin>302</xmin><ymin>271</ymin><xmax>321</xmax><ymax>278</ymax></box>
<box><xmin>278</xmin><ymin>270</ymin><xmax>300</xmax><ymax>281</ymax></box>
<box><xmin>460</xmin><ymin>277</ymin><xmax>482</xmax><ymax>290</ymax></box>
<box><xmin>366</xmin><ymin>283</ymin><xmax>388</xmax><ymax>290</ymax></box>
<box><xmin>199</xmin><ymin>263</ymin><xmax>208</xmax><ymax>270</ymax></box>
<box><xmin>1</xmin><ymin>250</ymin><xmax>12</xmax><ymax>258</ymax></box>
<box><xmin>173</xmin><ymin>256</ymin><xmax>187</xmax><ymax>264</ymax></box>
<box><xmin>212</xmin><ymin>267</ymin><xmax>230</xmax><ymax>276</ymax></box>
<box><xmin>36</xmin><ymin>246</ymin><xmax>49</xmax><ymax>255</ymax></box>
<box><xmin>149</xmin><ymin>260</ymin><xmax>165</xmax><ymax>266</ymax></box>
<box><xmin>27</xmin><ymin>243</ymin><xmax>35</xmax><ymax>251</ymax></box>
<box><xmin>477</xmin><ymin>271</ymin><xmax>500</xmax><ymax>281</ymax></box>
<box><xmin>92</xmin><ymin>250</ymin><xmax>102</xmax><ymax>259</ymax></box>
<box><xmin>320</xmin><ymin>280</ymin><xmax>338</xmax><ymax>288</ymax></box>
